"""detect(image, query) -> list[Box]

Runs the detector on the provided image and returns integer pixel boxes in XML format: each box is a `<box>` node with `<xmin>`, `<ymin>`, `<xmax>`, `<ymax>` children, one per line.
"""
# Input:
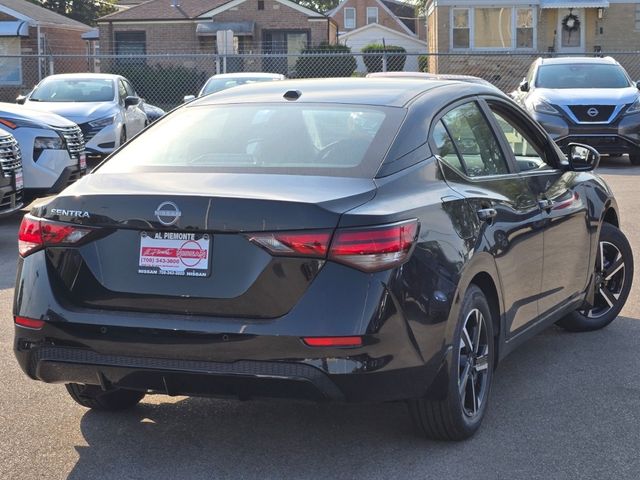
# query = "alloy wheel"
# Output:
<box><xmin>582</xmin><ymin>241</ymin><xmax>626</xmax><ymax>318</ymax></box>
<box><xmin>458</xmin><ymin>308</ymin><xmax>490</xmax><ymax>418</ymax></box>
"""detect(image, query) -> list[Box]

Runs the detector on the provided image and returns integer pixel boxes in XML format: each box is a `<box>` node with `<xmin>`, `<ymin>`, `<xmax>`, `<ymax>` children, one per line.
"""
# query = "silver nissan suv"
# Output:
<box><xmin>511</xmin><ymin>56</ymin><xmax>640</xmax><ymax>165</ymax></box>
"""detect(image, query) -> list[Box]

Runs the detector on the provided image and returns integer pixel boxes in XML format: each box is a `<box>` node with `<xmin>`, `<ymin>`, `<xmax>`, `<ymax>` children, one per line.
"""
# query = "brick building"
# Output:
<box><xmin>0</xmin><ymin>0</ymin><xmax>92</xmax><ymax>101</ymax></box>
<box><xmin>97</xmin><ymin>0</ymin><xmax>338</xmax><ymax>75</ymax></box>
<box><xmin>425</xmin><ymin>0</ymin><xmax>640</xmax><ymax>89</ymax></box>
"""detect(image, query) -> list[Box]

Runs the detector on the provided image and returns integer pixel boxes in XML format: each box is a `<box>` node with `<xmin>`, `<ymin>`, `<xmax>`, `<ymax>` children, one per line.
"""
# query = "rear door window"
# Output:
<box><xmin>440</xmin><ymin>102</ymin><xmax>510</xmax><ymax>177</ymax></box>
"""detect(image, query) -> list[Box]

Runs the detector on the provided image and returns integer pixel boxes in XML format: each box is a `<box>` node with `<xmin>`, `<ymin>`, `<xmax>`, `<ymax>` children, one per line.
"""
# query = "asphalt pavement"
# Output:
<box><xmin>1</xmin><ymin>157</ymin><xmax>639</xmax><ymax>480</ymax></box>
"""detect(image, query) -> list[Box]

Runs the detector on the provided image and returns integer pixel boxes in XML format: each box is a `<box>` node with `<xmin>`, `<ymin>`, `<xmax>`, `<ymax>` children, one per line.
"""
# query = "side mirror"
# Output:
<box><xmin>183</xmin><ymin>95</ymin><xmax>196</xmax><ymax>103</ymax></box>
<box><xmin>519</xmin><ymin>79</ymin><xmax>530</xmax><ymax>92</ymax></box>
<box><xmin>567</xmin><ymin>143</ymin><xmax>600</xmax><ymax>171</ymax></box>
<box><xmin>636</xmin><ymin>80</ymin><xmax>640</xmax><ymax>90</ymax></box>
<box><xmin>124</xmin><ymin>96</ymin><xmax>140</xmax><ymax>108</ymax></box>
<box><xmin>15</xmin><ymin>95</ymin><xmax>26</xmax><ymax>104</ymax></box>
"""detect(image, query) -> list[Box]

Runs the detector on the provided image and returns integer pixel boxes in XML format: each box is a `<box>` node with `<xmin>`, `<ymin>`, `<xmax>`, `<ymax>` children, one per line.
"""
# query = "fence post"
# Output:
<box><xmin>48</xmin><ymin>55</ymin><xmax>54</xmax><ymax>75</ymax></box>
<box><xmin>382</xmin><ymin>52</ymin><xmax>387</xmax><ymax>72</ymax></box>
<box><xmin>222</xmin><ymin>55</ymin><xmax>227</xmax><ymax>74</ymax></box>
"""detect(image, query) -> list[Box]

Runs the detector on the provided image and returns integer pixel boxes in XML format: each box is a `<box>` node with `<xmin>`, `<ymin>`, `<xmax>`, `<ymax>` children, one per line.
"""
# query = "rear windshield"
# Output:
<box><xmin>201</xmin><ymin>77</ymin><xmax>280</xmax><ymax>96</ymax></box>
<box><xmin>98</xmin><ymin>104</ymin><xmax>404</xmax><ymax>178</ymax></box>
<box><xmin>30</xmin><ymin>78</ymin><xmax>115</xmax><ymax>102</ymax></box>
<box><xmin>536</xmin><ymin>64</ymin><xmax>631</xmax><ymax>89</ymax></box>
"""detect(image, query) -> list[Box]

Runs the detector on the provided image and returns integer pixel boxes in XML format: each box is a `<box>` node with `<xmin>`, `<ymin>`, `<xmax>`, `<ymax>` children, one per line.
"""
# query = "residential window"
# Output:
<box><xmin>475</xmin><ymin>8</ymin><xmax>512</xmax><ymax>48</ymax></box>
<box><xmin>635</xmin><ymin>5</ymin><xmax>640</xmax><ymax>30</ymax></box>
<box><xmin>516</xmin><ymin>8</ymin><xmax>534</xmax><ymax>48</ymax></box>
<box><xmin>345</xmin><ymin>7</ymin><xmax>356</xmax><ymax>29</ymax></box>
<box><xmin>452</xmin><ymin>8</ymin><xmax>536</xmax><ymax>50</ymax></box>
<box><xmin>115</xmin><ymin>31</ymin><xmax>146</xmax><ymax>55</ymax></box>
<box><xmin>367</xmin><ymin>7</ymin><xmax>379</xmax><ymax>24</ymax></box>
<box><xmin>452</xmin><ymin>8</ymin><xmax>470</xmax><ymax>49</ymax></box>
<box><xmin>0</xmin><ymin>38</ymin><xmax>21</xmax><ymax>85</ymax></box>
<box><xmin>258</xmin><ymin>0</ymin><xmax>264</xmax><ymax>10</ymax></box>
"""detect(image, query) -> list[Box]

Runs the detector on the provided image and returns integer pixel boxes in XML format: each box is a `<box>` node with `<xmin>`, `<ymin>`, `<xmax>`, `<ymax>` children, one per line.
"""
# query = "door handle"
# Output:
<box><xmin>538</xmin><ymin>199</ymin><xmax>554</xmax><ymax>210</ymax></box>
<box><xmin>477</xmin><ymin>208</ymin><xmax>497</xmax><ymax>222</ymax></box>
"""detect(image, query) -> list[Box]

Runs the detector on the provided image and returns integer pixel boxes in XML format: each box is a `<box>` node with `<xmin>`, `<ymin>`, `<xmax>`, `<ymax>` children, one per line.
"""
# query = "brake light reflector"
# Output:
<box><xmin>14</xmin><ymin>316</ymin><xmax>45</xmax><ymax>329</ymax></box>
<box><xmin>248</xmin><ymin>231</ymin><xmax>331</xmax><ymax>257</ymax></box>
<box><xmin>303</xmin><ymin>336</ymin><xmax>362</xmax><ymax>347</ymax></box>
<box><xmin>18</xmin><ymin>215</ymin><xmax>93</xmax><ymax>257</ymax></box>
<box><xmin>328</xmin><ymin>220</ymin><xmax>418</xmax><ymax>272</ymax></box>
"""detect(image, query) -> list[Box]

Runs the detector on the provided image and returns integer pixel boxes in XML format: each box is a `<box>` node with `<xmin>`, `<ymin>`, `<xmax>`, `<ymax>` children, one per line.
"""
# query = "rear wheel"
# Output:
<box><xmin>557</xmin><ymin>223</ymin><xmax>633</xmax><ymax>332</ymax></box>
<box><xmin>65</xmin><ymin>383</ymin><xmax>144</xmax><ymax>411</ymax></box>
<box><xmin>408</xmin><ymin>285</ymin><xmax>495</xmax><ymax>441</ymax></box>
<box><xmin>629</xmin><ymin>151</ymin><xmax>640</xmax><ymax>165</ymax></box>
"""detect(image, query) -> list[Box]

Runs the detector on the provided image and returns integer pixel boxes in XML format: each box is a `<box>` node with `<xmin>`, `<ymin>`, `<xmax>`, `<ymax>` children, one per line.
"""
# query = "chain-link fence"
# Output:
<box><xmin>3</xmin><ymin>51</ymin><xmax>640</xmax><ymax>110</ymax></box>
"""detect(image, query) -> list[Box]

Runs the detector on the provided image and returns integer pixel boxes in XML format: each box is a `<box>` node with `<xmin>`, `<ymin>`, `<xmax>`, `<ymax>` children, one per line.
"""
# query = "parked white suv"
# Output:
<box><xmin>19</xmin><ymin>73</ymin><xmax>147</xmax><ymax>158</ymax></box>
<box><xmin>0</xmin><ymin>127</ymin><xmax>24</xmax><ymax>217</ymax></box>
<box><xmin>0</xmin><ymin>103</ymin><xmax>85</xmax><ymax>198</ymax></box>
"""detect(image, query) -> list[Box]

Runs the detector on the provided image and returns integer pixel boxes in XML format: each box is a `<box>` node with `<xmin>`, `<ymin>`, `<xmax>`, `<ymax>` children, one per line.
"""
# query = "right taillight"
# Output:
<box><xmin>247</xmin><ymin>220</ymin><xmax>419</xmax><ymax>272</ymax></box>
<box><xmin>328</xmin><ymin>220</ymin><xmax>419</xmax><ymax>272</ymax></box>
<box><xmin>18</xmin><ymin>214</ymin><xmax>93</xmax><ymax>257</ymax></box>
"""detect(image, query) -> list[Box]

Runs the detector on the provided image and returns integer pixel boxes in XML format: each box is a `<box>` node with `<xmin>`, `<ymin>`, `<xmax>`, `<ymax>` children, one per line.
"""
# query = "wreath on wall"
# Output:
<box><xmin>562</xmin><ymin>11</ymin><xmax>581</xmax><ymax>33</ymax></box>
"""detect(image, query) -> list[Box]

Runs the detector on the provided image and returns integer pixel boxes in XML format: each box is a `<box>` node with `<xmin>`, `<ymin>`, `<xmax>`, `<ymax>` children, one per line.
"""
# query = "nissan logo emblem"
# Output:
<box><xmin>587</xmin><ymin>107</ymin><xmax>599</xmax><ymax>117</ymax></box>
<box><xmin>155</xmin><ymin>201</ymin><xmax>181</xmax><ymax>226</ymax></box>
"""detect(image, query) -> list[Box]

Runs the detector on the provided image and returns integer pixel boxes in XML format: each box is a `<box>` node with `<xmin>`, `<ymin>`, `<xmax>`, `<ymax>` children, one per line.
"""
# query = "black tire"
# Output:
<box><xmin>630</xmin><ymin>152</ymin><xmax>640</xmax><ymax>165</ymax></box>
<box><xmin>557</xmin><ymin>223</ymin><xmax>633</xmax><ymax>332</ymax></box>
<box><xmin>408</xmin><ymin>285</ymin><xmax>495</xmax><ymax>441</ymax></box>
<box><xmin>65</xmin><ymin>383</ymin><xmax>144</xmax><ymax>411</ymax></box>
<box><xmin>119</xmin><ymin>127</ymin><xmax>127</xmax><ymax>147</ymax></box>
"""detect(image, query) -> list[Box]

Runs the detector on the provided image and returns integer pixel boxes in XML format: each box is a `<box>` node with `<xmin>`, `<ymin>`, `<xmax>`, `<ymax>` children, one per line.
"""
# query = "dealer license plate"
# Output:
<box><xmin>79</xmin><ymin>153</ymin><xmax>87</xmax><ymax>170</ymax></box>
<box><xmin>138</xmin><ymin>231</ymin><xmax>210</xmax><ymax>277</ymax></box>
<box><xmin>14</xmin><ymin>169</ymin><xmax>23</xmax><ymax>190</ymax></box>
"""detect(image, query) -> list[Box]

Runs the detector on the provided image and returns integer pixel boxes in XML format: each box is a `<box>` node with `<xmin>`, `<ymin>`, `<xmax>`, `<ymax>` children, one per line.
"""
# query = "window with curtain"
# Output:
<box><xmin>345</xmin><ymin>8</ymin><xmax>356</xmax><ymax>29</ymax></box>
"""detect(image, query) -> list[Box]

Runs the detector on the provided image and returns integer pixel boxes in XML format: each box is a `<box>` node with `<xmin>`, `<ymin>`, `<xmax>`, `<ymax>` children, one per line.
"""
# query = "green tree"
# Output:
<box><xmin>25</xmin><ymin>0</ymin><xmax>117</xmax><ymax>26</ymax></box>
<box><xmin>291</xmin><ymin>0</ymin><xmax>339</xmax><ymax>14</ymax></box>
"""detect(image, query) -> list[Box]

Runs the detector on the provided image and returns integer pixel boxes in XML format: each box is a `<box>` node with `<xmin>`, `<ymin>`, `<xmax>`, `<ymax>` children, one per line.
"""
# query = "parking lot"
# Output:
<box><xmin>0</xmin><ymin>157</ymin><xmax>638</xmax><ymax>480</ymax></box>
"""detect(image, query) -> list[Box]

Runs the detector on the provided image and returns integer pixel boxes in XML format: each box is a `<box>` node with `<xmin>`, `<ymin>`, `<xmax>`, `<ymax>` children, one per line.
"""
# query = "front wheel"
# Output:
<box><xmin>629</xmin><ymin>151</ymin><xmax>640</xmax><ymax>165</ymax></box>
<box><xmin>557</xmin><ymin>223</ymin><xmax>633</xmax><ymax>332</ymax></box>
<box><xmin>408</xmin><ymin>285</ymin><xmax>495</xmax><ymax>441</ymax></box>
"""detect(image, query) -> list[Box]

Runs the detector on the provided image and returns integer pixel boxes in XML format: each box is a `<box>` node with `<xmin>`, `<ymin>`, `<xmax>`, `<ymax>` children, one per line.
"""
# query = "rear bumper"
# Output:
<box><xmin>14</xmin><ymin>325</ymin><xmax>444</xmax><ymax>403</ymax></box>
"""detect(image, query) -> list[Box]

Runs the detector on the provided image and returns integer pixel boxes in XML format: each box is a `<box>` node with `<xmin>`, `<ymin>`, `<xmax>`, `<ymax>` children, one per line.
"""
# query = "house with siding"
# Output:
<box><xmin>0</xmin><ymin>0</ymin><xmax>92</xmax><ymax>101</ymax></box>
<box><xmin>425</xmin><ymin>0</ymin><xmax>640</xmax><ymax>89</ymax></box>
<box><xmin>328</xmin><ymin>0</ymin><xmax>426</xmax><ymax>72</ymax></box>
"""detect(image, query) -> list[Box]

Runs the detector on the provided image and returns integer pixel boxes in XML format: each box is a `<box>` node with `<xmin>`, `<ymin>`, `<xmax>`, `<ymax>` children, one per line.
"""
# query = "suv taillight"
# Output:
<box><xmin>18</xmin><ymin>215</ymin><xmax>93</xmax><ymax>257</ymax></box>
<box><xmin>247</xmin><ymin>220</ymin><xmax>419</xmax><ymax>272</ymax></box>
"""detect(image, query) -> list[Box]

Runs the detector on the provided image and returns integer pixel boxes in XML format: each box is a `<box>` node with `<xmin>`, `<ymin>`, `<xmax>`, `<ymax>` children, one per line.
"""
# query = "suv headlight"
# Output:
<box><xmin>626</xmin><ymin>98</ymin><xmax>640</xmax><ymax>114</ymax></box>
<box><xmin>88</xmin><ymin>115</ymin><xmax>116</xmax><ymax>128</ymax></box>
<box><xmin>33</xmin><ymin>136</ymin><xmax>65</xmax><ymax>161</ymax></box>
<box><xmin>528</xmin><ymin>98</ymin><xmax>559</xmax><ymax>115</ymax></box>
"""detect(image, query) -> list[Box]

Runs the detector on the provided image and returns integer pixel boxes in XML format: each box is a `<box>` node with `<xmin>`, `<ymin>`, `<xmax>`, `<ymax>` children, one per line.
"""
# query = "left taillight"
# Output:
<box><xmin>18</xmin><ymin>214</ymin><xmax>93</xmax><ymax>258</ymax></box>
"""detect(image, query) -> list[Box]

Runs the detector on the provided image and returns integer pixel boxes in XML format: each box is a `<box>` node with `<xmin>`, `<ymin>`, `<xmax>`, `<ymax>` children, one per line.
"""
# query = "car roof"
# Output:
<box><xmin>40</xmin><ymin>73</ymin><xmax>121</xmax><ymax>81</ymax></box>
<box><xmin>207</xmin><ymin>72</ymin><xmax>285</xmax><ymax>79</ymax></box>
<box><xmin>538</xmin><ymin>56</ymin><xmax>619</xmax><ymax>66</ymax></box>
<box><xmin>367</xmin><ymin>71</ymin><xmax>497</xmax><ymax>88</ymax></box>
<box><xmin>191</xmin><ymin>77</ymin><xmax>498</xmax><ymax>108</ymax></box>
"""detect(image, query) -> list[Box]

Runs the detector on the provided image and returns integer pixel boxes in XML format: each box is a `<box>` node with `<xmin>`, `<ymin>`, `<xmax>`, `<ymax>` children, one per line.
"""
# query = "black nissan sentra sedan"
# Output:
<box><xmin>13</xmin><ymin>78</ymin><xmax>633</xmax><ymax>440</ymax></box>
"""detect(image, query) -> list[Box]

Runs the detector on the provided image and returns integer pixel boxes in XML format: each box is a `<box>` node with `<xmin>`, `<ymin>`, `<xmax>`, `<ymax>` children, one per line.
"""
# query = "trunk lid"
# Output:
<box><xmin>40</xmin><ymin>172</ymin><xmax>376</xmax><ymax>318</ymax></box>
